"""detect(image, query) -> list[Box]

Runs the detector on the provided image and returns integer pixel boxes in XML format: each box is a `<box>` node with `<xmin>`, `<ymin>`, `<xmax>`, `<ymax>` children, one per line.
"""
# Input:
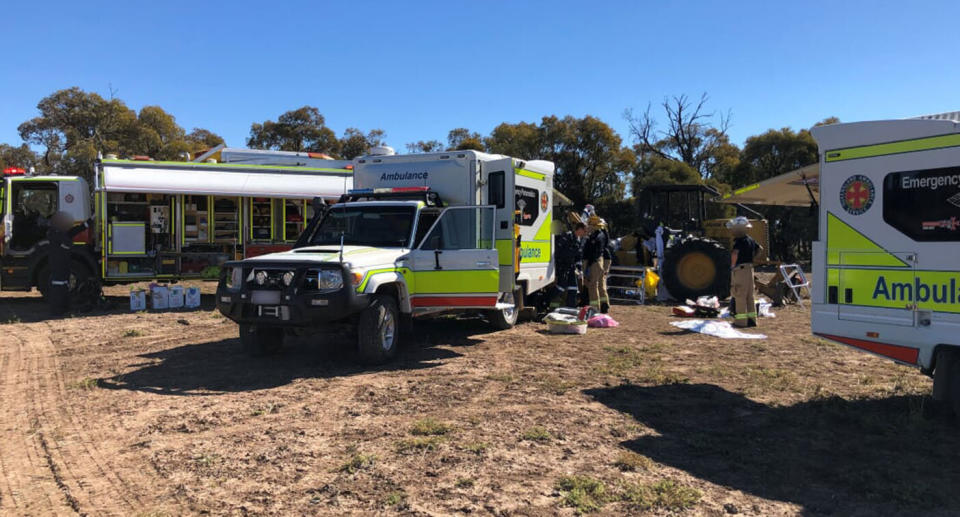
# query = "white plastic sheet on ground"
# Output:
<box><xmin>670</xmin><ymin>319</ymin><xmax>767</xmax><ymax>339</ymax></box>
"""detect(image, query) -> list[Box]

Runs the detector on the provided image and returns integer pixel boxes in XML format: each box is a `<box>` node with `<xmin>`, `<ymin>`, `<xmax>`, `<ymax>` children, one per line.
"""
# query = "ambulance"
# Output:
<box><xmin>810</xmin><ymin>115</ymin><xmax>960</xmax><ymax>413</ymax></box>
<box><xmin>216</xmin><ymin>148</ymin><xmax>556</xmax><ymax>363</ymax></box>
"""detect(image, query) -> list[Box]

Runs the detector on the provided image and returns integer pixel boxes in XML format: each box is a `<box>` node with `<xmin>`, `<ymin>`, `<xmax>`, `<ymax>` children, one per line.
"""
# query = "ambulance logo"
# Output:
<box><xmin>540</xmin><ymin>192</ymin><xmax>548</xmax><ymax>211</ymax></box>
<box><xmin>840</xmin><ymin>175</ymin><xmax>874</xmax><ymax>215</ymax></box>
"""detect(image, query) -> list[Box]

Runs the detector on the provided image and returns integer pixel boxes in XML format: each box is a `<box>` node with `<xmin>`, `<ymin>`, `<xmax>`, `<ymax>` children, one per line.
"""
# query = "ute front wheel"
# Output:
<box><xmin>240</xmin><ymin>324</ymin><xmax>284</xmax><ymax>356</ymax></box>
<box><xmin>357</xmin><ymin>295</ymin><xmax>400</xmax><ymax>364</ymax></box>
<box><xmin>488</xmin><ymin>290</ymin><xmax>520</xmax><ymax>330</ymax></box>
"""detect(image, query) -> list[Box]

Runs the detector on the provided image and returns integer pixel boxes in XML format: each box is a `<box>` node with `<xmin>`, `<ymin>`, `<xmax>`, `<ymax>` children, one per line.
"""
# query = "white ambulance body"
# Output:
<box><xmin>811</xmin><ymin>117</ymin><xmax>960</xmax><ymax>400</ymax></box>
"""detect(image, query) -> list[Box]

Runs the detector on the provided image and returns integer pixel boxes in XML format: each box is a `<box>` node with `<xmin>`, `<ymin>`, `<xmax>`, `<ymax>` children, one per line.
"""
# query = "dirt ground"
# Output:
<box><xmin>0</xmin><ymin>283</ymin><xmax>958</xmax><ymax>517</ymax></box>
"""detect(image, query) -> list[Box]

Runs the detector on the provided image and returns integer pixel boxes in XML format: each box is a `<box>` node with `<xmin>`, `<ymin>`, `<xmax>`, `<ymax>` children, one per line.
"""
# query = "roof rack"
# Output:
<box><xmin>338</xmin><ymin>187</ymin><xmax>443</xmax><ymax>206</ymax></box>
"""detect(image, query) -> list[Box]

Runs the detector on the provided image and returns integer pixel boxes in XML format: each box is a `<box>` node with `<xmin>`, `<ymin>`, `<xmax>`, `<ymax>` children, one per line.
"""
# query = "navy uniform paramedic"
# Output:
<box><xmin>728</xmin><ymin>216</ymin><xmax>760</xmax><ymax>328</ymax></box>
<box><xmin>583</xmin><ymin>215</ymin><xmax>611</xmax><ymax>313</ymax></box>
<box><xmin>46</xmin><ymin>211</ymin><xmax>93</xmax><ymax>316</ymax></box>
<box><xmin>551</xmin><ymin>222</ymin><xmax>587</xmax><ymax>309</ymax></box>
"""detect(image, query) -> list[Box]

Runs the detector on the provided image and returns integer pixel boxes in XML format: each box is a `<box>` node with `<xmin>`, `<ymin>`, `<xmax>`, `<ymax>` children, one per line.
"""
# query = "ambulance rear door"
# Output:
<box><xmin>480</xmin><ymin>158</ymin><xmax>515</xmax><ymax>293</ymax></box>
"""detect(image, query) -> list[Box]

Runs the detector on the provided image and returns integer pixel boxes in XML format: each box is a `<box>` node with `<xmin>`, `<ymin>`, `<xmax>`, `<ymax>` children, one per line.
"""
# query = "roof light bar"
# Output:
<box><xmin>3</xmin><ymin>167</ymin><xmax>26</xmax><ymax>175</ymax></box>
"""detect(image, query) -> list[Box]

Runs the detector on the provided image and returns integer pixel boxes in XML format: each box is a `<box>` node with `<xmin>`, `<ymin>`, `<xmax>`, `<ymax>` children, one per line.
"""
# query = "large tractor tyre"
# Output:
<box><xmin>240</xmin><ymin>324</ymin><xmax>284</xmax><ymax>356</ymax></box>
<box><xmin>37</xmin><ymin>260</ymin><xmax>97</xmax><ymax>307</ymax></box>
<box><xmin>661</xmin><ymin>237</ymin><xmax>731</xmax><ymax>301</ymax></box>
<box><xmin>357</xmin><ymin>295</ymin><xmax>400</xmax><ymax>364</ymax></box>
<box><xmin>488</xmin><ymin>289</ymin><xmax>520</xmax><ymax>330</ymax></box>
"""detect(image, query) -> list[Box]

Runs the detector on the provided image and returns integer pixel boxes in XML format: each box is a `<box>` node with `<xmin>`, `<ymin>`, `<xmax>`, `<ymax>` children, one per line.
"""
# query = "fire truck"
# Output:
<box><xmin>0</xmin><ymin>153</ymin><xmax>352</xmax><ymax>301</ymax></box>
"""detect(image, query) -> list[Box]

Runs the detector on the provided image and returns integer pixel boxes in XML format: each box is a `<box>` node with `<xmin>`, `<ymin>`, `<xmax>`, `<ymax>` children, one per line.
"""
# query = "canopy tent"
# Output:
<box><xmin>100</xmin><ymin>160</ymin><xmax>354</xmax><ymax>199</ymax></box>
<box><xmin>718</xmin><ymin>163</ymin><xmax>820</xmax><ymax>206</ymax></box>
<box><xmin>553</xmin><ymin>189</ymin><xmax>574</xmax><ymax>207</ymax></box>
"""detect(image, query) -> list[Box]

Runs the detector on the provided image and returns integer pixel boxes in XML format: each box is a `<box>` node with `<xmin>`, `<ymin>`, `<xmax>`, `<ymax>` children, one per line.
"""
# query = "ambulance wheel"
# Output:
<box><xmin>661</xmin><ymin>237</ymin><xmax>731</xmax><ymax>301</ymax></box>
<box><xmin>240</xmin><ymin>324</ymin><xmax>284</xmax><ymax>356</ymax></box>
<box><xmin>488</xmin><ymin>290</ymin><xmax>519</xmax><ymax>330</ymax></box>
<box><xmin>357</xmin><ymin>295</ymin><xmax>399</xmax><ymax>364</ymax></box>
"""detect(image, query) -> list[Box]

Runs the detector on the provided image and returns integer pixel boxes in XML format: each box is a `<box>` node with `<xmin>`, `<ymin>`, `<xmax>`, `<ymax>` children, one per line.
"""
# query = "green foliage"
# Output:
<box><xmin>405</xmin><ymin>140</ymin><xmax>444</xmax><ymax>153</ymax></box>
<box><xmin>15</xmin><ymin>87</ymin><xmax>223</xmax><ymax>183</ymax></box>
<box><xmin>0</xmin><ymin>143</ymin><xmax>39</xmax><ymax>171</ymax></box>
<box><xmin>521</xmin><ymin>425</ymin><xmax>553</xmax><ymax>442</ymax></box>
<box><xmin>447</xmin><ymin>127</ymin><xmax>484</xmax><ymax>151</ymax></box>
<box><xmin>555</xmin><ymin>475</ymin><xmax>608</xmax><ymax>513</ymax></box>
<box><xmin>410</xmin><ymin>417</ymin><xmax>452</xmax><ymax>436</ymax></box>
<box><xmin>732</xmin><ymin>127</ymin><xmax>818</xmax><ymax>188</ymax></box>
<box><xmin>337</xmin><ymin>453</ymin><xmax>376</xmax><ymax>474</ymax></box>
<box><xmin>613</xmin><ymin>451</ymin><xmax>654</xmax><ymax>471</ymax></box>
<box><xmin>339</xmin><ymin>127</ymin><xmax>385</xmax><ymax>159</ymax></box>
<box><xmin>619</xmin><ymin>479</ymin><xmax>701</xmax><ymax>511</ymax></box>
<box><xmin>247</xmin><ymin>106</ymin><xmax>340</xmax><ymax>155</ymax></box>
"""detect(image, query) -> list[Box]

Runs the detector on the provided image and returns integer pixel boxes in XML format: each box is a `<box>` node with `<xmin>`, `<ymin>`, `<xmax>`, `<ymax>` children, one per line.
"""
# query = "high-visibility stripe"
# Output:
<box><xmin>519</xmin><ymin>240</ymin><xmax>551</xmax><ymax>263</ymax></box>
<box><xmin>357</xmin><ymin>267</ymin><xmax>406</xmax><ymax>293</ymax></box>
<box><xmin>824</xmin><ymin>133</ymin><xmax>960</xmax><ymax>162</ymax></box>
<box><xmin>827</xmin><ymin>267</ymin><xmax>960</xmax><ymax>314</ymax></box>
<box><xmin>534</xmin><ymin>212</ymin><xmax>553</xmax><ymax>241</ymax></box>
<box><xmin>827</xmin><ymin>212</ymin><xmax>908</xmax><ymax>267</ymax></box>
<box><xmin>726</xmin><ymin>183</ymin><xmax>760</xmax><ymax>198</ymax></box>
<box><xmin>495</xmin><ymin>239</ymin><xmax>514</xmax><ymax>266</ymax></box>
<box><xmin>411</xmin><ymin>295</ymin><xmax>497</xmax><ymax>307</ymax></box>
<box><xmin>410</xmin><ymin>269</ymin><xmax>499</xmax><ymax>294</ymax></box>
<box><xmin>815</xmin><ymin>333</ymin><xmax>918</xmax><ymax>365</ymax></box>
<box><xmin>515</xmin><ymin>168</ymin><xmax>546</xmax><ymax>181</ymax></box>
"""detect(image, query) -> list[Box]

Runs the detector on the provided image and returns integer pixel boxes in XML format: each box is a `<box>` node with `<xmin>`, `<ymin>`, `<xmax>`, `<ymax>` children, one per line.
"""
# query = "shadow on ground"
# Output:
<box><xmin>0</xmin><ymin>293</ymin><xmax>219</xmax><ymax>323</ymax></box>
<box><xmin>586</xmin><ymin>383</ymin><xmax>960</xmax><ymax>516</ymax></box>
<box><xmin>99</xmin><ymin>318</ymin><xmax>493</xmax><ymax>395</ymax></box>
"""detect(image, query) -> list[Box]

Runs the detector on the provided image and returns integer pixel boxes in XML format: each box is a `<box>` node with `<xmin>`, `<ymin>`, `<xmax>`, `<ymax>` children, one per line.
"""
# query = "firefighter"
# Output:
<box><xmin>583</xmin><ymin>215</ymin><xmax>610</xmax><ymax>313</ymax></box>
<box><xmin>728</xmin><ymin>216</ymin><xmax>761</xmax><ymax>328</ymax></box>
<box><xmin>550</xmin><ymin>222</ymin><xmax>587</xmax><ymax>309</ymax></box>
<box><xmin>46</xmin><ymin>211</ymin><xmax>93</xmax><ymax>316</ymax></box>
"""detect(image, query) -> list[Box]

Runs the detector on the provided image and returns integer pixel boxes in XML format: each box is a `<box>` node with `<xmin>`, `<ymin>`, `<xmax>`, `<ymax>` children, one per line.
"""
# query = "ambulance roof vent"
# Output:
<box><xmin>366</xmin><ymin>146</ymin><xmax>396</xmax><ymax>156</ymax></box>
<box><xmin>914</xmin><ymin>111</ymin><xmax>960</xmax><ymax>122</ymax></box>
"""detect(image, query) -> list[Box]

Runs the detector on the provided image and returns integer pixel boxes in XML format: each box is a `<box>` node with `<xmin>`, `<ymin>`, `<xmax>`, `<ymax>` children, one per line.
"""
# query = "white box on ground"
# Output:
<box><xmin>168</xmin><ymin>285</ymin><xmax>184</xmax><ymax>308</ymax></box>
<box><xmin>129</xmin><ymin>289</ymin><xmax>146</xmax><ymax>311</ymax></box>
<box><xmin>150</xmin><ymin>285</ymin><xmax>169</xmax><ymax>310</ymax></box>
<box><xmin>185</xmin><ymin>287</ymin><xmax>201</xmax><ymax>308</ymax></box>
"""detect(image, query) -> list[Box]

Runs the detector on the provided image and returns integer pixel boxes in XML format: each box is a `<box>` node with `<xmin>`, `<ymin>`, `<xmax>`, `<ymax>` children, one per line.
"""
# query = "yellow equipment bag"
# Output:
<box><xmin>638</xmin><ymin>267</ymin><xmax>659</xmax><ymax>299</ymax></box>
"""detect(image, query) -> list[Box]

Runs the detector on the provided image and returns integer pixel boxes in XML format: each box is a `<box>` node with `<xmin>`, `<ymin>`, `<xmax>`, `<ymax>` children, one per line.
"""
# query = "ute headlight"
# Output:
<box><xmin>254</xmin><ymin>270</ymin><xmax>268</xmax><ymax>286</ymax></box>
<box><xmin>317</xmin><ymin>269</ymin><xmax>343</xmax><ymax>290</ymax></box>
<box><xmin>282</xmin><ymin>271</ymin><xmax>295</xmax><ymax>286</ymax></box>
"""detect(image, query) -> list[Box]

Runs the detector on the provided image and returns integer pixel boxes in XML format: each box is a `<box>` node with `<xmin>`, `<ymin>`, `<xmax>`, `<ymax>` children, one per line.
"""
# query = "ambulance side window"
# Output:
<box><xmin>419</xmin><ymin>207</ymin><xmax>494</xmax><ymax>250</ymax></box>
<box><xmin>414</xmin><ymin>211</ymin><xmax>440</xmax><ymax>248</ymax></box>
<box><xmin>883</xmin><ymin>167</ymin><xmax>960</xmax><ymax>242</ymax></box>
<box><xmin>515</xmin><ymin>186</ymin><xmax>539</xmax><ymax>226</ymax></box>
<box><xmin>488</xmin><ymin>172</ymin><xmax>505</xmax><ymax>209</ymax></box>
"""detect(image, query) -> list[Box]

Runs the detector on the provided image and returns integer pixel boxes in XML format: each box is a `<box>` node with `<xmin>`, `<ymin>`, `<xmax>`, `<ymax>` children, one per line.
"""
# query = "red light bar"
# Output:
<box><xmin>391</xmin><ymin>187</ymin><xmax>430</xmax><ymax>192</ymax></box>
<box><xmin>3</xmin><ymin>167</ymin><xmax>26</xmax><ymax>175</ymax></box>
<box><xmin>132</xmin><ymin>155</ymin><xmax>153</xmax><ymax>161</ymax></box>
<box><xmin>308</xmin><ymin>152</ymin><xmax>334</xmax><ymax>160</ymax></box>
<box><xmin>344</xmin><ymin>164</ymin><xmax>354</xmax><ymax>170</ymax></box>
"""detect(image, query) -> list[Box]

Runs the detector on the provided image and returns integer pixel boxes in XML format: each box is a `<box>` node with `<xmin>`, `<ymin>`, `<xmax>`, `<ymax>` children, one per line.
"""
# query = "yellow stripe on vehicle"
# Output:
<box><xmin>826</xmin><ymin>212</ymin><xmax>908</xmax><ymax>267</ymax></box>
<box><xmin>495</xmin><ymin>239</ymin><xmax>514</xmax><ymax>266</ymax></box>
<box><xmin>827</xmin><ymin>267</ymin><xmax>960</xmax><ymax>314</ymax></box>
<box><xmin>411</xmin><ymin>270</ymin><xmax>499</xmax><ymax>294</ymax></box>
<box><xmin>520</xmin><ymin>241</ymin><xmax>551</xmax><ymax>263</ymax></box>
<box><xmin>825</xmin><ymin>133</ymin><xmax>960</xmax><ymax>162</ymax></box>
<box><xmin>534</xmin><ymin>212</ymin><xmax>553</xmax><ymax>241</ymax></box>
<box><xmin>515</xmin><ymin>168</ymin><xmax>546</xmax><ymax>181</ymax></box>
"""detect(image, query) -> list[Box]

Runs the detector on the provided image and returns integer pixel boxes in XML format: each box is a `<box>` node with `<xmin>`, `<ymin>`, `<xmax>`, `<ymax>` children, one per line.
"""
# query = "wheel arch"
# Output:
<box><xmin>369</xmin><ymin>275</ymin><xmax>411</xmax><ymax>314</ymax></box>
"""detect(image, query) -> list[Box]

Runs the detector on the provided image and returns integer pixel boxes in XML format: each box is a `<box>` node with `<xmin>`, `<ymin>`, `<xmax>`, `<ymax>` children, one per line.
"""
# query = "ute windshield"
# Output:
<box><xmin>307</xmin><ymin>205</ymin><xmax>416</xmax><ymax>248</ymax></box>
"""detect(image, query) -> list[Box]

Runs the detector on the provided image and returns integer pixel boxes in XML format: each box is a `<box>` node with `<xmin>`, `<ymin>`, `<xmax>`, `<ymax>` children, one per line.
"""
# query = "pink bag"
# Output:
<box><xmin>587</xmin><ymin>314</ymin><xmax>619</xmax><ymax>328</ymax></box>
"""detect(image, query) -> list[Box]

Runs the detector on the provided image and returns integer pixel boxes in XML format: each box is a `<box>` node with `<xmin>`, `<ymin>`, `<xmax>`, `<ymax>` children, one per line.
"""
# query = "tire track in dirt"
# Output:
<box><xmin>0</xmin><ymin>324</ymin><xmax>147</xmax><ymax>515</ymax></box>
<box><xmin>0</xmin><ymin>328</ymin><xmax>68</xmax><ymax>514</ymax></box>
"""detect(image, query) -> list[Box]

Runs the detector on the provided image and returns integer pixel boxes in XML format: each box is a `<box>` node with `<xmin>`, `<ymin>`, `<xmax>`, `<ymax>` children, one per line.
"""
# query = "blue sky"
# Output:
<box><xmin>3</xmin><ymin>1</ymin><xmax>958</xmax><ymax>153</ymax></box>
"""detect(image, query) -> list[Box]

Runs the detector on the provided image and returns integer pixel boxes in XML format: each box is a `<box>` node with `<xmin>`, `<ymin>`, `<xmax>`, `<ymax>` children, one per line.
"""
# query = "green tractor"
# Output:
<box><xmin>636</xmin><ymin>184</ymin><xmax>768</xmax><ymax>301</ymax></box>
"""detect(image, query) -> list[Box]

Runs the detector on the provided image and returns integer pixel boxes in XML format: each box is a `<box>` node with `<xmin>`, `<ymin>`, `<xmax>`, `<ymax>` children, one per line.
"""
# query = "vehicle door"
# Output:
<box><xmin>407</xmin><ymin>205</ymin><xmax>499</xmax><ymax>309</ymax></box>
<box><xmin>8</xmin><ymin>179</ymin><xmax>59</xmax><ymax>254</ymax></box>
<box><xmin>480</xmin><ymin>158</ymin><xmax>515</xmax><ymax>293</ymax></box>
